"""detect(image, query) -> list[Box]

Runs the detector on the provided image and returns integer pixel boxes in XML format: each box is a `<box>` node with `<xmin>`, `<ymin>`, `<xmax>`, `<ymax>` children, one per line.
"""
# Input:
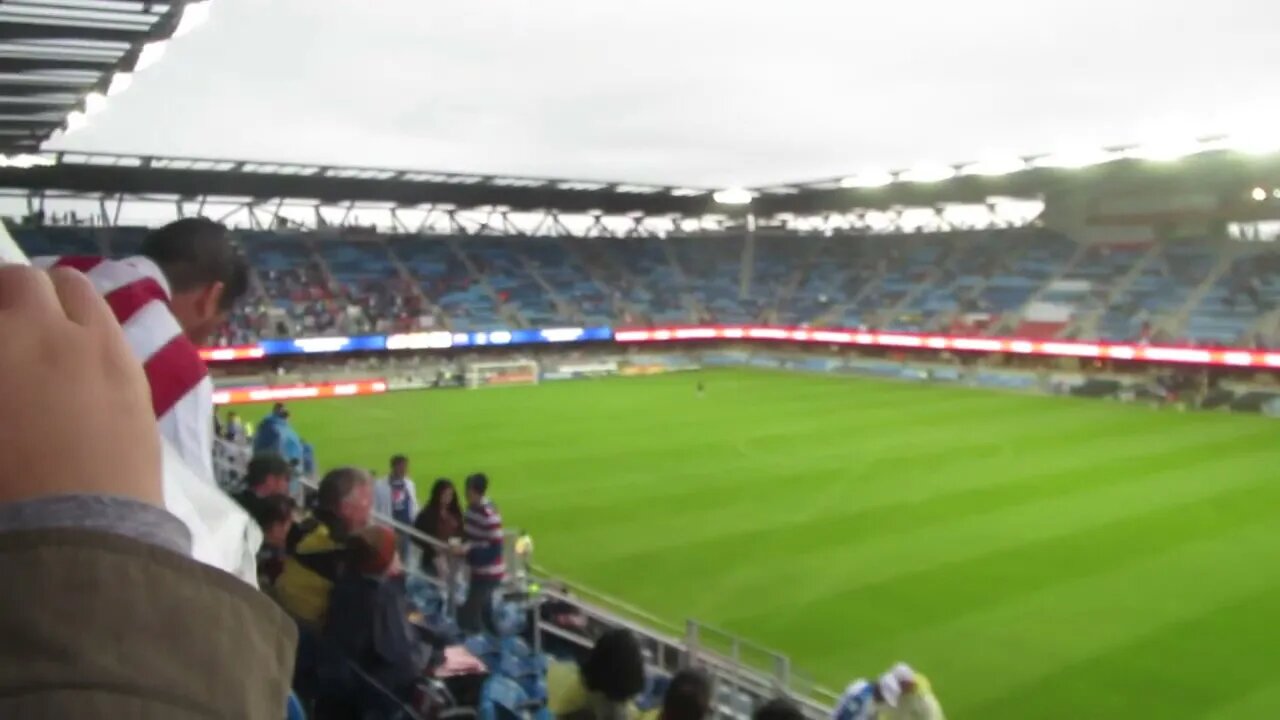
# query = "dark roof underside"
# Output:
<box><xmin>0</xmin><ymin>0</ymin><xmax>182</xmax><ymax>154</ymax></box>
<box><xmin>0</xmin><ymin>150</ymin><xmax>720</xmax><ymax>215</ymax></box>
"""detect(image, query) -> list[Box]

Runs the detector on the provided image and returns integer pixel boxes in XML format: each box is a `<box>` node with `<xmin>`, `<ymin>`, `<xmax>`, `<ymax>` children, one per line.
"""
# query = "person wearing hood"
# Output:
<box><xmin>876</xmin><ymin>663</ymin><xmax>944</xmax><ymax>720</ymax></box>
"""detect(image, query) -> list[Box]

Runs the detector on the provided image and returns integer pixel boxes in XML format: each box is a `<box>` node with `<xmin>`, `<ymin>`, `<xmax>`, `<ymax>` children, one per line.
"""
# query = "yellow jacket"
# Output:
<box><xmin>547</xmin><ymin>661</ymin><xmax>640</xmax><ymax>720</ymax></box>
<box><xmin>880</xmin><ymin>674</ymin><xmax>945</xmax><ymax>720</ymax></box>
<box><xmin>275</xmin><ymin>518</ymin><xmax>346</xmax><ymax>625</ymax></box>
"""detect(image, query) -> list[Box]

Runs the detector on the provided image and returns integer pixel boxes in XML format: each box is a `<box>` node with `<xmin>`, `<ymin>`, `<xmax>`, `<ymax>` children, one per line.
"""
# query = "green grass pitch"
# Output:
<box><xmin>238</xmin><ymin>368</ymin><xmax>1280</xmax><ymax>718</ymax></box>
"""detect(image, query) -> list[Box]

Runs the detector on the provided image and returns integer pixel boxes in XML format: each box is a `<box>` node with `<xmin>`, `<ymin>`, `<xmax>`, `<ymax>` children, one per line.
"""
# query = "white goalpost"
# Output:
<box><xmin>464</xmin><ymin>359</ymin><xmax>540</xmax><ymax>389</ymax></box>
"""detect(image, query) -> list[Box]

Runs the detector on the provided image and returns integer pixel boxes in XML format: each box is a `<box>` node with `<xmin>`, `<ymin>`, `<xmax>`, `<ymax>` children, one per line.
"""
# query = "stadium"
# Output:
<box><xmin>1</xmin><ymin>2</ymin><xmax>1280</xmax><ymax>719</ymax></box>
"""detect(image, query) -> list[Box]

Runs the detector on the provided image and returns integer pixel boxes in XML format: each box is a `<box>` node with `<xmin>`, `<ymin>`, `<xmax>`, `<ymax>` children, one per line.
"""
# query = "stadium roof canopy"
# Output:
<box><xmin>0</xmin><ymin>149</ymin><xmax>720</xmax><ymax>215</ymax></box>
<box><xmin>2</xmin><ymin>136</ymin><xmax>1280</xmax><ymax>224</ymax></box>
<box><xmin>0</xmin><ymin>0</ymin><xmax>201</xmax><ymax>156</ymax></box>
<box><xmin>751</xmin><ymin>141</ymin><xmax>1280</xmax><ymax>218</ymax></box>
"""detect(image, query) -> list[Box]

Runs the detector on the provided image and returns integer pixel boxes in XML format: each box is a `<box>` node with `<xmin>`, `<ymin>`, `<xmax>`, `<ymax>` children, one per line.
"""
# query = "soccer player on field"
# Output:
<box><xmin>33</xmin><ymin>218</ymin><xmax>249</xmax><ymax>483</ymax></box>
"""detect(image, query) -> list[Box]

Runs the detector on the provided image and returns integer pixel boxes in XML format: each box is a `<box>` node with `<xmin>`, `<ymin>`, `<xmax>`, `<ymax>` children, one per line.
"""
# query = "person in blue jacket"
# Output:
<box><xmin>254</xmin><ymin>403</ymin><xmax>305</xmax><ymax>473</ymax></box>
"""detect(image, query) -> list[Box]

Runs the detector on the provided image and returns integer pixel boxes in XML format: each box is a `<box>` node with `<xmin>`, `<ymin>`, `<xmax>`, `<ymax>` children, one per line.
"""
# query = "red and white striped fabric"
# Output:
<box><xmin>32</xmin><ymin>255</ymin><xmax>215</xmax><ymax>484</ymax></box>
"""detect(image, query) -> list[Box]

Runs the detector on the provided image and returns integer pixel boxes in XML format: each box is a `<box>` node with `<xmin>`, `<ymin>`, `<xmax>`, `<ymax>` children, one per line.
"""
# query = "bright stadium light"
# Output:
<box><xmin>83</xmin><ymin>92</ymin><xmax>107</xmax><ymax>116</ymax></box>
<box><xmin>135</xmin><ymin>41</ymin><xmax>167</xmax><ymax>71</ymax></box>
<box><xmin>174</xmin><ymin>1</ymin><xmax>212</xmax><ymax>37</ymax></box>
<box><xmin>712</xmin><ymin>187</ymin><xmax>753</xmax><ymax>205</ymax></box>
<box><xmin>107</xmin><ymin>72</ymin><xmax>134</xmax><ymax>96</ymax></box>
<box><xmin>0</xmin><ymin>154</ymin><xmax>55</xmax><ymax>169</ymax></box>
<box><xmin>839</xmin><ymin>170</ymin><xmax>895</xmax><ymax>188</ymax></box>
<box><xmin>64</xmin><ymin>111</ymin><xmax>88</xmax><ymax>134</ymax></box>
<box><xmin>1221</xmin><ymin>132</ymin><xmax>1280</xmax><ymax>156</ymax></box>
<box><xmin>1253</xmin><ymin>187</ymin><xmax>1268</xmax><ymax>201</ymax></box>
<box><xmin>1030</xmin><ymin>147</ymin><xmax>1120</xmax><ymax>169</ymax></box>
<box><xmin>1123</xmin><ymin>139</ymin><xmax>1203</xmax><ymax>162</ymax></box>
<box><xmin>899</xmin><ymin>163</ymin><xmax>957</xmax><ymax>183</ymax></box>
<box><xmin>960</xmin><ymin>156</ymin><xmax>1029</xmax><ymax>177</ymax></box>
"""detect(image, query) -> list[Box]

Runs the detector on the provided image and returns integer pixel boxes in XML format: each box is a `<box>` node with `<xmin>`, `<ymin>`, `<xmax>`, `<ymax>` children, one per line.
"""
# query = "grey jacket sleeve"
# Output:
<box><xmin>0</xmin><ymin>494</ymin><xmax>191</xmax><ymax>556</ymax></box>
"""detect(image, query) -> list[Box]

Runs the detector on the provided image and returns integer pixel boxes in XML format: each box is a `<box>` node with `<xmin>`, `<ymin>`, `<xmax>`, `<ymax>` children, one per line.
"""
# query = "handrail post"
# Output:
<box><xmin>684</xmin><ymin>619</ymin><xmax>700</xmax><ymax>669</ymax></box>
<box><xmin>774</xmin><ymin>653</ymin><xmax>791</xmax><ymax>694</ymax></box>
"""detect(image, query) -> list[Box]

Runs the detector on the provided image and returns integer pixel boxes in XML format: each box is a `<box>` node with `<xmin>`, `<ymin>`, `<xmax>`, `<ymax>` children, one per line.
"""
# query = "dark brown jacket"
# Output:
<box><xmin>0</xmin><ymin>528</ymin><xmax>298</xmax><ymax>719</ymax></box>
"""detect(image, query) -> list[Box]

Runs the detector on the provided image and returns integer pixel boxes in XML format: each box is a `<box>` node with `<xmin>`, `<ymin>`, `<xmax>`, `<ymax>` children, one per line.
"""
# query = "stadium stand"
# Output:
<box><xmin>208</xmin><ymin>431</ymin><xmax>836</xmax><ymax>720</ymax></box>
<box><xmin>10</xmin><ymin>221</ymin><xmax>1279</xmax><ymax>348</ymax></box>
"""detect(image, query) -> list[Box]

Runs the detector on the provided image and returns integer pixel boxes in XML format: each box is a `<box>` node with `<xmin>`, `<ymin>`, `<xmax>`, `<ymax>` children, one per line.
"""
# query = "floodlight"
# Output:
<box><xmin>135</xmin><ymin>41</ymin><xmax>167</xmax><ymax>71</ymax></box>
<box><xmin>712</xmin><ymin>188</ymin><xmax>753</xmax><ymax>205</ymax></box>
<box><xmin>1030</xmin><ymin>148</ymin><xmax>1119</xmax><ymax>169</ymax></box>
<box><xmin>899</xmin><ymin>164</ymin><xmax>957</xmax><ymax>183</ymax></box>
<box><xmin>64</xmin><ymin>111</ymin><xmax>88</xmax><ymax>134</ymax></box>
<box><xmin>1253</xmin><ymin>187</ymin><xmax>1268</xmax><ymax>201</ymax></box>
<box><xmin>863</xmin><ymin>210</ymin><xmax>894</xmax><ymax>231</ymax></box>
<box><xmin>174</xmin><ymin>1</ymin><xmax>212</xmax><ymax>37</ymax></box>
<box><xmin>1123</xmin><ymin>139</ymin><xmax>1202</xmax><ymax>162</ymax></box>
<box><xmin>839</xmin><ymin>170</ymin><xmax>894</xmax><ymax>188</ymax></box>
<box><xmin>0</xmin><ymin>154</ymin><xmax>54</xmax><ymax>169</ymax></box>
<box><xmin>1221</xmin><ymin>133</ymin><xmax>1280</xmax><ymax>156</ymax></box>
<box><xmin>83</xmin><ymin>92</ymin><xmax>107</xmax><ymax>116</ymax></box>
<box><xmin>107</xmin><ymin>72</ymin><xmax>133</xmax><ymax>97</ymax></box>
<box><xmin>960</xmin><ymin>157</ymin><xmax>1028</xmax><ymax>177</ymax></box>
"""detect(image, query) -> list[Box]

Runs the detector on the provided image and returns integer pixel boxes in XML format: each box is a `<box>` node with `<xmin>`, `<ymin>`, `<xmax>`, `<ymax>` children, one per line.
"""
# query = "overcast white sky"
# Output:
<box><xmin>51</xmin><ymin>0</ymin><xmax>1280</xmax><ymax>188</ymax></box>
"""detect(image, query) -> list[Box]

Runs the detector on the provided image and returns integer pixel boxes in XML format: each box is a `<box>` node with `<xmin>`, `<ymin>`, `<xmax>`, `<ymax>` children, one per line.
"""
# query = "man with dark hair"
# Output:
<box><xmin>33</xmin><ymin>217</ymin><xmax>250</xmax><ymax>483</ymax></box>
<box><xmin>137</xmin><ymin>217</ymin><xmax>250</xmax><ymax>344</ymax></box>
<box><xmin>753</xmin><ymin>698</ymin><xmax>805</xmax><ymax>720</ymax></box>
<box><xmin>660</xmin><ymin>669</ymin><xmax>713</xmax><ymax>720</ymax></box>
<box><xmin>233</xmin><ymin>453</ymin><xmax>292</xmax><ymax>519</ymax></box>
<box><xmin>276</xmin><ymin>467</ymin><xmax>373</xmax><ymax>625</ymax></box>
<box><xmin>455</xmin><ymin>472</ymin><xmax>504</xmax><ymax>633</ymax></box>
<box><xmin>250</xmin><ymin>494</ymin><xmax>297</xmax><ymax>587</ymax></box>
<box><xmin>374</xmin><ymin>453</ymin><xmax>418</xmax><ymax>559</ymax></box>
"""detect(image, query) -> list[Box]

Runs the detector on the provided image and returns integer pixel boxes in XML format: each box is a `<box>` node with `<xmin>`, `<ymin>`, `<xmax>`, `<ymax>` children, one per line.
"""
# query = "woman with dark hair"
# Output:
<box><xmin>548</xmin><ymin>628</ymin><xmax>647</xmax><ymax>720</ymax></box>
<box><xmin>412</xmin><ymin>478</ymin><xmax>464</xmax><ymax>577</ymax></box>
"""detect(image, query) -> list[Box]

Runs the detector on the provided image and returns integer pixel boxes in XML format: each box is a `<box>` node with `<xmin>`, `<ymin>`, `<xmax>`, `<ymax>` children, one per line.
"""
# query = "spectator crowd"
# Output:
<box><xmin>0</xmin><ymin>222</ymin><xmax>944</xmax><ymax>720</ymax></box>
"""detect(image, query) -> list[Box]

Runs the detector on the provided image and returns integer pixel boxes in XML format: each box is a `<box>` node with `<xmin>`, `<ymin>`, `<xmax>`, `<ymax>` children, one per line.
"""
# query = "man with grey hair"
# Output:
<box><xmin>276</xmin><ymin>467</ymin><xmax>373</xmax><ymax>626</ymax></box>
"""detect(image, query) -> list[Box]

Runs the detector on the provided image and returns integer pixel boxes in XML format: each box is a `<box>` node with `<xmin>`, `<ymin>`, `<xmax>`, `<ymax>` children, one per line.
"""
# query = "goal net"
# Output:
<box><xmin>464</xmin><ymin>359</ymin><xmax>540</xmax><ymax>389</ymax></box>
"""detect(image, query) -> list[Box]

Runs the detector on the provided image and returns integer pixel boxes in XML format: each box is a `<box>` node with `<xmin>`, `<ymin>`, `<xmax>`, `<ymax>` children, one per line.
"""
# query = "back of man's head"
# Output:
<box><xmin>140</xmin><ymin>217</ymin><xmax>248</xmax><ymax>343</ymax></box>
<box><xmin>752</xmin><ymin>699</ymin><xmax>804</xmax><ymax>720</ymax></box>
<box><xmin>581</xmin><ymin>628</ymin><xmax>645</xmax><ymax>702</ymax></box>
<box><xmin>465</xmin><ymin>472</ymin><xmax>488</xmax><ymax>499</ymax></box>
<box><xmin>661</xmin><ymin>670</ymin><xmax>713</xmax><ymax>720</ymax></box>
<box><xmin>244</xmin><ymin>453</ymin><xmax>291</xmax><ymax>493</ymax></box>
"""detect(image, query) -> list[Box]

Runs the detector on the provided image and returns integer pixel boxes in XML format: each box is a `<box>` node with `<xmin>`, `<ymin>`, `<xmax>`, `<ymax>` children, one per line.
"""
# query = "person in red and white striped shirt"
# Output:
<box><xmin>33</xmin><ymin>218</ymin><xmax>249</xmax><ymax>484</ymax></box>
